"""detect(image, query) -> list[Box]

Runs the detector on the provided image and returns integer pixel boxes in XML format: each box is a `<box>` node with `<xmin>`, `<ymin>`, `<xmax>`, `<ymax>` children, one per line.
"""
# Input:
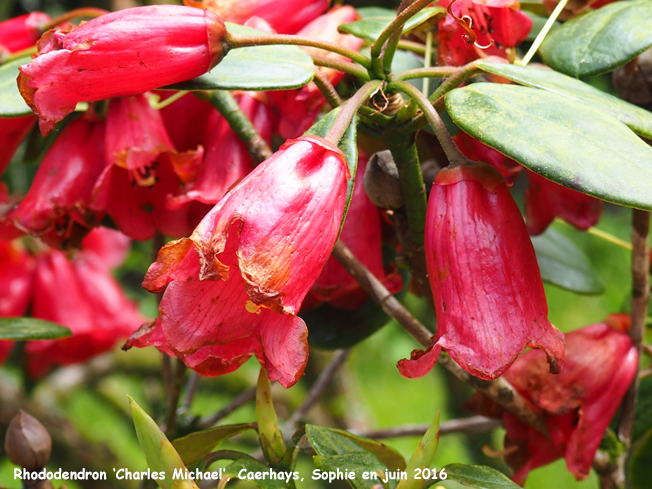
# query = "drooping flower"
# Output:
<box><xmin>183</xmin><ymin>0</ymin><xmax>329</xmax><ymax>34</ymax></box>
<box><xmin>18</xmin><ymin>5</ymin><xmax>227</xmax><ymax>133</ymax></box>
<box><xmin>0</xmin><ymin>240</ymin><xmax>35</xmax><ymax>317</ymax></box>
<box><xmin>307</xmin><ymin>155</ymin><xmax>403</xmax><ymax>309</ymax></box>
<box><xmin>0</xmin><ymin>12</ymin><xmax>50</xmax><ymax>56</ymax></box>
<box><xmin>453</xmin><ymin>131</ymin><xmax>521</xmax><ymax>183</ymax></box>
<box><xmin>398</xmin><ymin>162</ymin><xmax>564</xmax><ymax>380</ymax></box>
<box><xmin>158</xmin><ymin>92</ymin><xmax>216</xmax><ymax>153</ymax></box>
<box><xmin>437</xmin><ymin>0</ymin><xmax>532</xmax><ymax>66</ymax></box>
<box><xmin>270</xmin><ymin>6</ymin><xmax>364</xmax><ymax>139</ymax></box>
<box><xmin>24</xmin><ymin>228</ymin><xmax>143</xmax><ymax>378</ymax></box>
<box><xmin>125</xmin><ymin>135</ymin><xmax>349</xmax><ymax>387</ymax></box>
<box><xmin>0</xmin><ymin>116</ymin><xmax>35</xmax><ymax>178</ymax></box>
<box><xmin>9</xmin><ymin>117</ymin><xmax>107</xmax><ymax>248</ymax></box>
<box><xmin>524</xmin><ymin>170</ymin><xmax>603</xmax><ymax>236</ymax></box>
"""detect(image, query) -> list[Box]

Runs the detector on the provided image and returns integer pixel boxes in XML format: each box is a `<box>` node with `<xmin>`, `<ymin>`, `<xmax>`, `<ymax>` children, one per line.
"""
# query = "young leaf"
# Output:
<box><xmin>0</xmin><ymin>318</ymin><xmax>71</xmax><ymax>340</ymax></box>
<box><xmin>338</xmin><ymin>7</ymin><xmax>445</xmax><ymax>41</ymax></box>
<box><xmin>396</xmin><ymin>412</ymin><xmax>439</xmax><ymax>489</ymax></box>
<box><xmin>532</xmin><ymin>228</ymin><xmax>605</xmax><ymax>295</ymax></box>
<box><xmin>475</xmin><ymin>60</ymin><xmax>652</xmax><ymax>139</ymax></box>
<box><xmin>629</xmin><ymin>427</ymin><xmax>652</xmax><ymax>489</ymax></box>
<box><xmin>165</xmin><ymin>23</ymin><xmax>314</xmax><ymax>91</ymax></box>
<box><xmin>440</xmin><ymin>464</ymin><xmax>522</xmax><ymax>489</ymax></box>
<box><xmin>446</xmin><ymin>83</ymin><xmax>652</xmax><ymax>210</ymax></box>
<box><xmin>172</xmin><ymin>424</ymin><xmax>255</xmax><ymax>468</ymax></box>
<box><xmin>220</xmin><ymin>454</ymin><xmax>288</xmax><ymax>489</ymax></box>
<box><xmin>313</xmin><ymin>452</ymin><xmax>390</xmax><ymax>489</ymax></box>
<box><xmin>0</xmin><ymin>57</ymin><xmax>33</xmax><ymax>117</ymax></box>
<box><xmin>539</xmin><ymin>0</ymin><xmax>652</xmax><ymax>77</ymax></box>
<box><xmin>256</xmin><ymin>368</ymin><xmax>286</xmax><ymax>465</ymax></box>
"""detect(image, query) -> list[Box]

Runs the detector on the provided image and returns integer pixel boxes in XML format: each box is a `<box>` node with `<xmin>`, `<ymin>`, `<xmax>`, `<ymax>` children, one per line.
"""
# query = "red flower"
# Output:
<box><xmin>184</xmin><ymin>0</ymin><xmax>329</xmax><ymax>34</ymax></box>
<box><xmin>24</xmin><ymin>228</ymin><xmax>143</xmax><ymax>378</ymax></box>
<box><xmin>0</xmin><ymin>12</ymin><xmax>50</xmax><ymax>55</ymax></box>
<box><xmin>524</xmin><ymin>170</ymin><xmax>603</xmax><ymax>236</ymax></box>
<box><xmin>126</xmin><ymin>135</ymin><xmax>349</xmax><ymax>387</ymax></box>
<box><xmin>271</xmin><ymin>6</ymin><xmax>364</xmax><ymax>139</ymax></box>
<box><xmin>437</xmin><ymin>0</ymin><xmax>532</xmax><ymax>66</ymax></box>
<box><xmin>168</xmin><ymin>92</ymin><xmax>275</xmax><ymax>208</ymax></box>
<box><xmin>9</xmin><ymin>117</ymin><xmax>107</xmax><ymax>248</ymax></box>
<box><xmin>453</xmin><ymin>131</ymin><xmax>521</xmax><ymax>183</ymax></box>
<box><xmin>158</xmin><ymin>92</ymin><xmax>216</xmax><ymax>153</ymax></box>
<box><xmin>502</xmin><ymin>315</ymin><xmax>637</xmax><ymax>483</ymax></box>
<box><xmin>398</xmin><ymin>163</ymin><xmax>564</xmax><ymax>380</ymax></box>
<box><xmin>307</xmin><ymin>155</ymin><xmax>403</xmax><ymax>309</ymax></box>
<box><xmin>0</xmin><ymin>116</ymin><xmax>35</xmax><ymax>178</ymax></box>
<box><xmin>18</xmin><ymin>5</ymin><xmax>226</xmax><ymax>133</ymax></box>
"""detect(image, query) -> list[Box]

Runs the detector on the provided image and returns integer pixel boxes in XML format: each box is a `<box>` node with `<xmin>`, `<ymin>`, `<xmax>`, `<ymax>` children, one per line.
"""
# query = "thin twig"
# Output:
<box><xmin>199</xmin><ymin>387</ymin><xmax>257</xmax><ymax>429</ymax></box>
<box><xmin>351</xmin><ymin>416</ymin><xmax>501</xmax><ymax>439</ymax></box>
<box><xmin>331</xmin><ymin>240</ymin><xmax>549</xmax><ymax>436</ymax></box>
<box><xmin>310</xmin><ymin>69</ymin><xmax>343</xmax><ymax>108</ymax></box>
<box><xmin>183</xmin><ymin>371</ymin><xmax>200</xmax><ymax>410</ymax></box>
<box><xmin>285</xmin><ymin>349</ymin><xmax>351</xmax><ymax>429</ymax></box>
<box><xmin>164</xmin><ymin>358</ymin><xmax>186</xmax><ymax>437</ymax></box>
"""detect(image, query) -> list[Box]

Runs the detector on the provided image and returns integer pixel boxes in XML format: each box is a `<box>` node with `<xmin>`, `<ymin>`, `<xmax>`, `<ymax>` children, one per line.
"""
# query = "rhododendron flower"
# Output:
<box><xmin>437</xmin><ymin>0</ymin><xmax>532</xmax><ymax>66</ymax></box>
<box><xmin>477</xmin><ymin>315</ymin><xmax>637</xmax><ymax>483</ymax></box>
<box><xmin>25</xmin><ymin>228</ymin><xmax>143</xmax><ymax>377</ymax></box>
<box><xmin>0</xmin><ymin>116</ymin><xmax>35</xmax><ymax>178</ymax></box>
<box><xmin>9</xmin><ymin>117</ymin><xmax>107</xmax><ymax>248</ymax></box>
<box><xmin>168</xmin><ymin>92</ymin><xmax>275</xmax><ymax>208</ymax></box>
<box><xmin>158</xmin><ymin>92</ymin><xmax>216</xmax><ymax>152</ymax></box>
<box><xmin>184</xmin><ymin>0</ymin><xmax>329</xmax><ymax>34</ymax></box>
<box><xmin>307</xmin><ymin>156</ymin><xmax>402</xmax><ymax>309</ymax></box>
<box><xmin>18</xmin><ymin>5</ymin><xmax>227</xmax><ymax>133</ymax></box>
<box><xmin>525</xmin><ymin>171</ymin><xmax>603</xmax><ymax>236</ymax></box>
<box><xmin>126</xmin><ymin>135</ymin><xmax>349</xmax><ymax>387</ymax></box>
<box><xmin>0</xmin><ymin>12</ymin><xmax>50</xmax><ymax>56</ymax></box>
<box><xmin>270</xmin><ymin>6</ymin><xmax>364</xmax><ymax>139</ymax></box>
<box><xmin>398</xmin><ymin>163</ymin><xmax>564</xmax><ymax>380</ymax></box>
<box><xmin>453</xmin><ymin>131</ymin><xmax>521</xmax><ymax>183</ymax></box>
<box><xmin>0</xmin><ymin>241</ymin><xmax>35</xmax><ymax>318</ymax></box>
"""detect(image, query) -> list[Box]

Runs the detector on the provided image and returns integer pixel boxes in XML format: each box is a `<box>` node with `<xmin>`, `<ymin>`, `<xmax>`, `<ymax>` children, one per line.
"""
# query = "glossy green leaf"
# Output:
<box><xmin>313</xmin><ymin>452</ymin><xmax>392</xmax><ymax>489</ymax></box>
<box><xmin>0</xmin><ymin>318</ymin><xmax>71</xmax><ymax>340</ymax></box>
<box><xmin>221</xmin><ymin>454</ymin><xmax>287</xmax><ymax>489</ymax></box>
<box><xmin>539</xmin><ymin>0</ymin><xmax>652</xmax><ymax>77</ymax></box>
<box><xmin>0</xmin><ymin>56</ymin><xmax>33</xmax><ymax>117</ymax></box>
<box><xmin>532</xmin><ymin>228</ymin><xmax>605</xmax><ymax>295</ymax></box>
<box><xmin>476</xmin><ymin>60</ymin><xmax>652</xmax><ymax>139</ymax></box>
<box><xmin>166</xmin><ymin>24</ymin><xmax>314</xmax><ymax>91</ymax></box>
<box><xmin>357</xmin><ymin>7</ymin><xmax>396</xmax><ymax>18</ymax></box>
<box><xmin>446</xmin><ymin>83</ymin><xmax>652</xmax><ymax>210</ymax></box>
<box><xmin>172</xmin><ymin>424</ymin><xmax>254</xmax><ymax>468</ymax></box>
<box><xmin>339</xmin><ymin>7</ymin><xmax>445</xmax><ymax>41</ymax></box>
<box><xmin>438</xmin><ymin>464</ymin><xmax>521</xmax><ymax>489</ymax></box>
<box><xmin>307</xmin><ymin>424</ymin><xmax>369</xmax><ymax>456</ymax></box>
<box><xmin>629</xmin><ymin>428</ymin><xmax>652</xmax><ymax>489</ymax></box>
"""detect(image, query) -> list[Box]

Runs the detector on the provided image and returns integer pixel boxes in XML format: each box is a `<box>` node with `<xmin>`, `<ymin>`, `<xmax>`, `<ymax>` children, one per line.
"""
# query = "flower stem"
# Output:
<box><xmin>517</xmin><ymin>0</ymin><xmax>569</xmax><ymax>67</ymax></box>
<box><xmin>554</xmin><ymin>219</ymin><xmax>633</xmax><ymax>250</ymax></box>
<box><xmin>422</xmin><ymin>31</ymin><xmax>434</xmax><ymax>96</ymax></box>
<box><xmin>371</xmin><ymin>0</ymin><xmax>432</xmax><ymax>63</ymax></box>
<box><xmin>196</xmin><ymin>90</ymin><xmax>272</xmax><ymax>165</ymax></box>
<box><xmin>45</xmin><ymin>8</ymin><xmax>108</xmax><ymax>30</ymax></box>
<box><xmin>390</xmin><ymin>80</ymin><xmax>465</xmax><ymax>166</ymax></box>
<box><xmin>393</xmin><ymin>66</ymin><xmax>458</xmax><ymax>81</ymax></box>
<box><xmin>325</xmin><ymin>80</ymin><xmax>381</xmax><ymax>145</ymax></box>
<box><xmin>225</xmin><ymin>32</ymin><xmax>371</xmax><ymax>69</ymax></box>
<box><xmin>311</xmin><ymin>55</ymin><xmax>371</xmax><ymax>81</ymax></box>
<box><xmin>311</xmin><ymin>69</ymin><xmax>343</xmax><ymax>108</ymax></box>
<box><xmin>148</xmin><ymin>91</ymin><xmax>188</xmax><ymax>110</ymax></box>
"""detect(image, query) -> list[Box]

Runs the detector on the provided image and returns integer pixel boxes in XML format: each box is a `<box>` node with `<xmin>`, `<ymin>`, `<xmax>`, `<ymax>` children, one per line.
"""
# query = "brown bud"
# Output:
<box><xmin>612</xmin><ymin>48</ymin><xmax>652</xmax><ymax>108</ymax></box>
<box><xmin>363</xmin><ymin>150</ymin><xmax>405</xmax><ymax>210</ymax></box>
<box><xmin>4</xmin><ymin>411</ymin><xmax>52</xmax><ymax>470</ymax></box>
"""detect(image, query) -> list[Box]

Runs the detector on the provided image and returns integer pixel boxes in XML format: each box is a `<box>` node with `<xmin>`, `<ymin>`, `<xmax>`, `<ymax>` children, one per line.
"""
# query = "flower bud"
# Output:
<box><xmin>363</xmin><ymin>150</ymin><xmax>405</xmax><ymax>210</ymax></box>
<box><xmin>4</xmin><ymin>411</ymin><xmax>52</xmax><ymax>470</ymax></box>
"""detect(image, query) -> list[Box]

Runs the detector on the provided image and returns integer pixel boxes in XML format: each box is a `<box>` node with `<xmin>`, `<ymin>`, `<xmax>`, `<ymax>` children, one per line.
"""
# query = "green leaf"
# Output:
<box><xmin>304</xmin><ymin>108</ymin><xmax>358</xmax><ymax>227</ymax></box>
<box><xmin>221</xmin><ymin>454</ymin><xmax>288</xmax><ymax>489</ymax></box>
<box><xmin>445</xmin><ymin>83</ymin><xmax>652</xmax><ymax>210</ymax></box>
<box><xmin>475</xmin><ymin>60</ymin><xmax>652</xmax><ymax>139</ymax></box>
<box><xmin>166</xmin><ymin>24</ymin><xmax>314</xmax><ymax>91</ymax></box>
<box><xmin>632</xmin><ymin>376</ymin><xmax>652</xmax><ymax>442</ymax></box>
<box><xmin>306</xmin><ymin>424</ymin><xmax>369</xmax><ymax>457</ymax></box>
<box><xmin>308</xmin><ymin>425</ymin><xmax>405</xmax><ymax>471</ymax></box>
<box><xmin>441</xmin><ymin>464</ymin><xmax>521</xmax><ymax>489</ymax></box>
<box><xmin>313</xmin><ymin>452</ymin><xmax>392</xmax><ymax>489</ymax></box>
<box><xmin>630</xmin><ymin>427</ymin><xmax>652</xmax><ymax>489</ymax></box>
<box><xmin>523</xmin><ymin>11</ymin><xmax>560</xmax><ymax>42</ymax></box>
<box><xmin>0</xmin><ymin>318</ymin><xmax>71</xmax><ymax>340</ymax></box>
<box><xmin>531</xmin><ymin>228</ymin><xmax>605</xmax><ymax>295</ymax></box>
<box><xmin>0</xmin><ymin>56</ymin><xmax>32</xmax><ymax>117</ymax></box>
<box><xmin>172</xmin><ymin>424</ymin><xmax>254</xmax><ymax>468</ymax></box>
<box><xmin>539</xmin><ymin>0</ymin><xmax>652</xmax><ymax>77</ymax></box>
<box><xmin>339</xmin><ymin>7</ymin><xmax>445</xmax><ymax>42</ymax></box>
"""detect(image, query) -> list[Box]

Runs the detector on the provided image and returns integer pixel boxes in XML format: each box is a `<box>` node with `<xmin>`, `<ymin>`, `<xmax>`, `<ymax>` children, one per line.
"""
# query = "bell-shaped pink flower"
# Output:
<box><xmin>18</xmin><ymin>5</ymin><xmax>226</xmax><ymax>133</ymax></box>
<box><xmin>502</xmin><ymin>314</ymin><xmax>637</xmax><ymax>483</ymax></box>
<box><xmin>0</xmin><ymin>240</ymin><xmax>35</xmax><ymax>318</ymax></box>
<box><xmin>453</xmin><ymin>131</ymin><xmax>521</xmax><ymax>183</ymax></box>
<box><xmin>9</xmin><ymin>117</ymin><xmax>107</xmax><ymax>248</ymax></box>
<box><xmin>437</xmin><ymin>0</ymin><xmax>532</xmax><ymax>66</ymax></box>
<box><xmin>24</xmin><ymin>228</ymin><xmax>144</xmax><ymax>378</ymax></box>
<box><xmin>168</xmin><ymin>92</ymin><xmax>275</xmax><ymax>208</ymax></box>
<box><xmin>524</xmin><ymin>170</ymin><xmax>603</xmax><ymax>236</ymax></box>
<box><xmin>0</xmin><ymin>12</ymin><xmax>50</xmax><ymax>55</ymax></box>
<box><xmin>158</xmin><ymin>92</ymin><xmax>216</xmax><ymax>153</ymax></box>
<box><xmin>398</xmin><ymin>162</ymin><xmax>564</xmax><ymax>380</ymax></box>
<box><xmin>307</xmin><ymin>156</ymin><xmax>403</xmax><ymax>309</ymax></box>
<box><xmin>0</xmin><ymin>116</ymin><xmax>36</xmax><ymax>178</ymax></box>
<box><xmin>126</xmin><ymin>135</ymin><xmax>349</xmax><ymax>387</ymax></box>
<box><xmin>271</xmin><ymin>6</ymin><xmax>364</xmax><ymax>139</ymax></box>
<box><xmin>184</xmin><ymin>0</ymin><xmax>329</xmax><ymax>34</ymax></box>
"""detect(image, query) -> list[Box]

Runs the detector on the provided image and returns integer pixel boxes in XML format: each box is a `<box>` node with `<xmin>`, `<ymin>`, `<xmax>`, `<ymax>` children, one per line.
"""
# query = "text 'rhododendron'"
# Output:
<box><xmin>18</xmin><ymin>5</ymin><xmax>227</xmax><ymax>133</ymax></box>
<box><xmin>398</xmin><ymin>162</ymin><xmax>564</xmax><ymax>380</ymax></box>
<box><xmin>126</xmin><ymin>135</ymin><xmax>350</xmax><ymax>387</ymax></box>
<box><xmin>498</xmin><ymin>315</ymin><xmax>637</xmax><ymax>483</ymax></box>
